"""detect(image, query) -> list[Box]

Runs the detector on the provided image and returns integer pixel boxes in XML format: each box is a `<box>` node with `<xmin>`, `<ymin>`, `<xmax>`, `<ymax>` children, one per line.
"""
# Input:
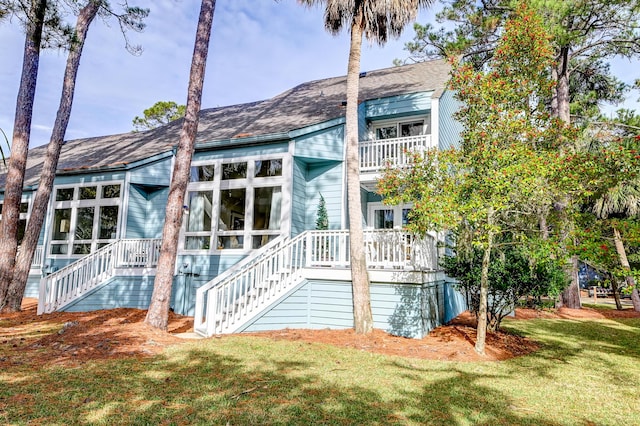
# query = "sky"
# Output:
<box><xmin>0</xmin><ymin>0</ymin><xmax>638</xmax><ymax>149</ymax></box>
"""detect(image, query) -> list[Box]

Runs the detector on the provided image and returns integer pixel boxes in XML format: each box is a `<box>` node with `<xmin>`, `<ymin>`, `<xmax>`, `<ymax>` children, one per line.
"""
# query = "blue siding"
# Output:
<box><xmin>443</xmin><ymin>280</ymin><xmax>467</xmax><ymax>323</ymax></box>
<box><xmin>129</xmin><ymin>157</ymin><xmax>173</xmax><ymax>186</ymax></box>
<box><xmin>438</xmin><ymin>89</ymin><xmax>463</xmax><ymax>150</ymax></box>
<box><xmin>62</xmin><ymin>275</ymin><xmax>156</xmax><ymax>312</ymax></box>
<box><xmin>306</xmin><ymin>162</ymin><xmax>343</xmax><ymax>230</ymax></box>
<box><xmin>244</xmin><ymin>278</ymin><xmax>459</xmax><ymax>338</ymax></box>
<box><xmin>126</xmin><ymin>185</ymin><xmax>168</xmax><ymax>239</ymax></box>
<box><xmin>24</xmin><ymin>276</ymin><xmax>40</xmax><ymax>298</ymax></box>
<box><xmin>294</xmin><ymin>125</ymin><xmax>344</xmax><ymax>162</ymax></box>
<box><xmin>52</xmin><ymin>171</ymin><xmax>126</xmax><ymax>186</ymax></box>
<box><xmin>358</xmin><ymin>103</ymin><xmax>368</xmax><ymax>141</ymax></box>
<box><xmin>145</xmin><ymin>187</ymin><xmax>168</xmax><ymax>237</ymax></box>
<box><xmin>126</xmin><ymin>184</ymin><xmax>147</xmax><ymax>238</ymax></box>
<box><xmin>171</xmin><ymin>253</ymin><xmax>246</xmax><ymax>315</ymax></box>
<box><xmin>365</xmin><ymin>92</ymin><xmax>432</xmax><ymax>119</ymax></box>
<box><xmin>193</xmin><ymin>143</ymin><xmax>289</xmax><ymax>162</ymax></box>
<box><xmin>291</xmin><ymin>159</ymin><xmax>307</xmax><ymax>236</ymax></box>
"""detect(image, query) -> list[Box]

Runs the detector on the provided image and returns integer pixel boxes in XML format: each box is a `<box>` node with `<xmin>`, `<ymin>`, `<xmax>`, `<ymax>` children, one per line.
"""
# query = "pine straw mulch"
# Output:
<box><xmin>1</xmin><ymin>299</ymin><xmax>639</xmax><ymax>367</ymax></box>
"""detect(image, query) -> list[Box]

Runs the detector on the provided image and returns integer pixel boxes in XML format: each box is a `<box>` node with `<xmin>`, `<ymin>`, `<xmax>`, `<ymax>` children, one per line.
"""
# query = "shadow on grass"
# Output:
<box><xmin>502</xmin><ymin>317</ymin><xmax>640</xmax><ymax>384</ymax></box>
<box><xmin>2</xmin><ymin>348</ymin><xmax>406</xmax><ymax>424</ymax></box>
<box><xmin>396</xmin><ymin>368</ymin><xmax>561</xmax><ymax>425</ymax></box>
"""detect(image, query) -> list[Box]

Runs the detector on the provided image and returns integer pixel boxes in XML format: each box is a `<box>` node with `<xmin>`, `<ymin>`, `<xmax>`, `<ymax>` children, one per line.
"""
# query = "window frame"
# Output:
<box><xmin>48</xmin><ymin>181</ymin><xmax>123</xmax><ymax>258</ymax></box>
<box><xmin>370</xmin><ymin>115</ymin><xmax>431</xmax><ymax>140</ymax></box>
<box><xmin>181</xmin><ymin>154</ymin><xmax>288</xmax><ymax>254</ymax></box>
<box><xmin>367</xmin><ymin>202</ymin><xmax>413</xmax><ymax>230</ymax></box>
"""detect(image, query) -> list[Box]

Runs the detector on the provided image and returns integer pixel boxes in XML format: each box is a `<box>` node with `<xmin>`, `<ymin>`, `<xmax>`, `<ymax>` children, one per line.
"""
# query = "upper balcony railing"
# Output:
<box><xmin>359</xmin><ymin>134</ymin><xmax>431</xmax><ymax>173</ymax></box>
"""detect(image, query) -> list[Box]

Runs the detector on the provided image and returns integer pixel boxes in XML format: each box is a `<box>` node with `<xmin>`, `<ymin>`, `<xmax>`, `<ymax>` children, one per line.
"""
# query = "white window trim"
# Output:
<box><xmin>180</xmin><ymin>153</ymin><xmax>291</xmax><ymax>254</ymax></box>
<box><xmin>368</xmin><ymin>115</ymin><xmax>431</xmax><ymax>140</ymax></box>
<box><xmin>367</xmin><ymin>202</ymin><xmax>413</xmax><ymax>229</ymax></box>
<box><xmin>48</xmin><ymin>181</ymin><xmax>123</xmax><ymax>258</ymax></box>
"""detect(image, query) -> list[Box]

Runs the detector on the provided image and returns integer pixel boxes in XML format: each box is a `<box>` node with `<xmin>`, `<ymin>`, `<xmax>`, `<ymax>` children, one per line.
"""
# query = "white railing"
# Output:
<box><xmin>37</xmin><ymin>238</ymin><xmax>161</xmax><ymax>314</ymax></box>
<box><xmin>359</xmin><ymin>134</ymin><xmax>431</xmax><ymax>173</ymax></box>
<box><xmin>194</xmin><ymin>229</ymin><xmax>437</xmax><ymax>337</ymax></box>
<box><xmin>32</xmin><ymin>246</ymin><xmax>44</xmax><ymax>268</ymax></box>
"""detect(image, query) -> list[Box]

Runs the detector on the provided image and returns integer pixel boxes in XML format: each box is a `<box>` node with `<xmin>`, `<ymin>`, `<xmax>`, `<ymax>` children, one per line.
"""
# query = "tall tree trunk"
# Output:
<box><xmin>475</xmin><ymin>208</ymin><xmax>494</xmax><ymax>356</ymax></box>
<box><xmin>0</xmin><ymin>0</ymin><xmax>47</xmax><ymax>308</ymax></box>
<box><xmin>553</xmin><ymin>46</ymin><xmax>581</xmax><ymax>308</ymax></box>
<box><xmin>612</xmin><ymin>227</ymin><xmax>640</xmax><ymax>311</ymax></box>
<box><xmin>2</xmin><ymin>1</ymin><xmax>101</xmax><ymax>312</ymax></box>
<box><xmin>145</xmin><ymin>0</ymin><xmax>216</xmax><ymax>330</ymax></box>
<box><xmin>346</xmin><ymin>12</ymin><xmax>373</xmax><ymax>335</ymax></box>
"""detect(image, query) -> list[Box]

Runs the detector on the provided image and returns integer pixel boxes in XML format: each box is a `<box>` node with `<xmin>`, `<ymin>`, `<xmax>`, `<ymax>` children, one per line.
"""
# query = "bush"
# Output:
<box><xmin>442</xmin><ymin>245</ymin><xmax>567</xmax><ymax>330</ymax></box>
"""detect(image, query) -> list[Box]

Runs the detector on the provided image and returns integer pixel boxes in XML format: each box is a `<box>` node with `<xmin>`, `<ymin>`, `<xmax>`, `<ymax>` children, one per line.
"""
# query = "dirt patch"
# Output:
<box><xmin>2</xmin><ymin>299</ymin><xmax>638</xmax><ymax>366</ymax></box>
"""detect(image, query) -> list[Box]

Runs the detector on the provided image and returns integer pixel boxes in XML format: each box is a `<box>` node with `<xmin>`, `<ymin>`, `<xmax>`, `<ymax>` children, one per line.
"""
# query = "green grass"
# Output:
<box><xmin>2</xmin><ymin>316</ymin><xmax>639</xmax><ymax>425</ymax></box>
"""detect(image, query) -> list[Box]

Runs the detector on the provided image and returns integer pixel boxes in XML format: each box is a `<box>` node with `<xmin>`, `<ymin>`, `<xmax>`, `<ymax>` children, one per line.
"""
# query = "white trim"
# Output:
<box><xmin>47</xmin><ymin>180</ymin><xmax>124</xmax><ymax>258</ymax></box>
<box><xmin>366</xmin><ymin>202</ymin><xmax>413</xmax><ymax>229</ymax></box>
<box><xmin>431</xmin><ymin>97</ymin><xmax>440</xmax><ymax>150</ymax></box>
<box><xmin>180</xmin><ymin>153</ymin><xmax>290</xmax><ymax>254</ymax></box>
<box><xmin>368</xmin><ymin>115</ymin><xmax>431</xmax><ymax>140</ymax></box>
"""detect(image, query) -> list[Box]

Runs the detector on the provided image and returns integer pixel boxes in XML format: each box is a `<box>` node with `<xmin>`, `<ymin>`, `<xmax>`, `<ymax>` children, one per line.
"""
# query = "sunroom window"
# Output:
<box><xmin>183</xmin><ymin>157</ymin><xmax>286</xmax><ymax>252</ymax></box>
<box><xmin>49</xmin><ymin>183</ymin><xmax>122</xmax><ymax>256</ymax></box>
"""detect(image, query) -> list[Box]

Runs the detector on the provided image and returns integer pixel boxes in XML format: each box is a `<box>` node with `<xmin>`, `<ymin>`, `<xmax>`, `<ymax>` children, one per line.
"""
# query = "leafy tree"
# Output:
<box><xmin>442</xmin><ymin>238</ymin><xmax>566</xmax><ymax>330</ymax></box>
<box><xmin>0</xmin><ymin>0</ymin><xmax>148</xmax><ymax>312</ymax></box>
<box><xmin>145</xmin><ymin>0</ymin><xmax>216</xmax><ymax>330</ymax></box>
<box><xmin>380</xmin><ymin>3</ymin><xmax>574</xmax><ymax>354</ymax></box>
<box><xmin>132</xmin><ymin>101</ymin><xmax>186</xmax><ymax>131</ymax></box>
<box><xmin>299</xmin><ymin>0</ymin><xmax>433</xmax><ymax>335</ymax></box>
<box><xmin>577</xmin><ymin>110</ymin><xmax>640</xmax><ymax>311</ymax></box>
<box><xmin>397</xmin><ymin>0</ymin><xmax>640</xmax><ymax>308</ymax></box>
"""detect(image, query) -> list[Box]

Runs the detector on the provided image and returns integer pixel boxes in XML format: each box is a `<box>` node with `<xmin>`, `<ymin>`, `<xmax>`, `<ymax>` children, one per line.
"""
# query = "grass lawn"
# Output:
<box><xmin>1</xmin><ymin>314</ymin><xmax>639</xmax><ymax>425</ymax></box>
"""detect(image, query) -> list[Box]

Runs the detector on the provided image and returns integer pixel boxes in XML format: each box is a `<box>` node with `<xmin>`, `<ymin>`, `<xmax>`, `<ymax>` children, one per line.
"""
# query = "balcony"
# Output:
<box><xmin>359</xmin><ymin>134</ymin><xmax>431</xmax><ymax>190</ymax></box>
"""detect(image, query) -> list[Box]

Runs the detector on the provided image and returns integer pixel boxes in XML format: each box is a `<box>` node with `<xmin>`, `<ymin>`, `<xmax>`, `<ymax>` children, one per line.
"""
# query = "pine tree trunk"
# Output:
<box><xmin>2</xmin><ymin>1</ymin><xmax>101</xmax><ymax>312</ymax></box>
<box><xmin>145</xmin><ymin>0</ymin><xmax>216</xmax><ymax>330</ymax></box>
<box><xmin>0</xmin><ymin>0</ymin><xmax>47</xmax><ymax>308</ymax></box>
<box><xmin>346</xmin><ymin>12</ymin><xmax>373</xmax><ymax>335</ymax></box>
<box><xmin>612</xmin><ymin>227</ymin><xmax>640</xmax><ymax>312</ymax></box>
<box><xmin>475</xmin><ymin>211</ymin><xmax>493</xmax><ymax>356</ymax></box>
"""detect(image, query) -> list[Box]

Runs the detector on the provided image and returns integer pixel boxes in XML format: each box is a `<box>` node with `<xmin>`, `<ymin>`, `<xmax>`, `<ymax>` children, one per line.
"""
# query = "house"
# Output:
<box><xmin>1</xmin><ymin>59</ymin><xmax>466</xmax><ymax>338</ymax></box>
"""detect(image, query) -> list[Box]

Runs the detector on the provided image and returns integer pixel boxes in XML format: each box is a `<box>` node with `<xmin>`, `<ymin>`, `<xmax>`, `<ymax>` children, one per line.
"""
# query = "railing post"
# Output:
<box><xmin>306</xmin><ymin>232</ymin><xmax>312</xmax><ymax>267</ymax></box>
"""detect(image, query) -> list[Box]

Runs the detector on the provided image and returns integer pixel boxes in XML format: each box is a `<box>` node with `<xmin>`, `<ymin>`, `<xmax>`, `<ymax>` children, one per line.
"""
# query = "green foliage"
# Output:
<box><xmin>132</xmin><ymin>101</ymin><xmax>186</xmax><ymax>131</ymax></box>
<box><xmin>315</xmin><ymin>194</ymin><xmax>329</xmax><ymax>230</ymax></box>
<box><xmin>380</xmin><ymin>4</ymin><xmax>580</xmax><ymax>332</ymax></box>
<box><xmin>443</xmin><ymin>240</ymin><xmax>567</xmax><ymax>330</ymax></box>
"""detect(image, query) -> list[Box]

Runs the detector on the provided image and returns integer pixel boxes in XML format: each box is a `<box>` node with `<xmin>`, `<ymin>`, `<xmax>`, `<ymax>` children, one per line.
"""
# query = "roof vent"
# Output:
<box><xmin>341</xmin><ymin>101</ymin><xmax>347</xmax><ymax>106</ymax></box>
<box><xmin>359</xmin><ymin>71</ymin><xmax>367</xmax><ymax>78</ymax></box>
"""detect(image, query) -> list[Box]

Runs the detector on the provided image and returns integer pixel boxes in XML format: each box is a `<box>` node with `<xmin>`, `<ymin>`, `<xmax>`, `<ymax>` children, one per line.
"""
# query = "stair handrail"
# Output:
<box><xmin>193</xmin><ymin>234</ymin><xmax>289</xmax><ymax>333</ymax></box>
<box><xmin>37</xmin><ymin>238</ymin><xmax>161</xmax><ymax>314</ymax></box>
<box><xmin>193</xmin><ymin>229</ymin><xmax>439</xmax><ymax>337</ymax></box>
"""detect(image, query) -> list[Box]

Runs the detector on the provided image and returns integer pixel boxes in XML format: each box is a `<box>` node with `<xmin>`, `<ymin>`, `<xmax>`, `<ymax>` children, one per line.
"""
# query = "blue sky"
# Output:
<box><xmin>1</xmin><ymin>0</ymin><xmax>638</xmax><ymax>149</ymax></box>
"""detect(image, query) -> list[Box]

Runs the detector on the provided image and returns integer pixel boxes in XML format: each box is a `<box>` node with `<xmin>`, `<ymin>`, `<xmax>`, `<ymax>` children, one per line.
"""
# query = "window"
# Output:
<box><xmin>0</xmin><ymin>201</ymin><xmax>30</xmax><ymax>244</ymax></box>
<box><xmin>183</xmin><ymin>157</ymin><xmax>286</xmax><ymax>252</ymax></box>
<box><xmin>49</xmin><ymin>183</ymin><xmax>122</xmax><ymax>256</ymax></box>
<box><xmin>368</xmin><ymin>203</ymin><xmax>413</xmax><ymax>229</ymax></box>
<box><xmin>372</xmin><ymin>116</ymin><xmax>430</xmax><ymax>140</ymax></box>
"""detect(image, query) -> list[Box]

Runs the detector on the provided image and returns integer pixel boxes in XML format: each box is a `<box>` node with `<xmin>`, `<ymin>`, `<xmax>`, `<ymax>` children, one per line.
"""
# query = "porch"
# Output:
<box><xmin>359</xmin><ymin>134</ymin><xmax>430</xmax><ymax>190</ymax></box>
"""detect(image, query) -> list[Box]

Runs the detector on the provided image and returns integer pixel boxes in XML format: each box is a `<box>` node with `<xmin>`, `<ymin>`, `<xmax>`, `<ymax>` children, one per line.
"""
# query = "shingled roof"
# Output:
<box><xmin>1</xmin><ymin>59</ymin><xmax>451</xmax><ymax>188</ymax></box>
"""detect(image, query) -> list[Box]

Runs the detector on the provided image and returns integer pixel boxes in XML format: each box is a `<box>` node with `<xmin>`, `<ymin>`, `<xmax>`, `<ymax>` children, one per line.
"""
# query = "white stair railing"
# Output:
<box><xmin>37</xmin><ymin>238</ymin><xmax>161</xmax><ymax>314</ymax></box>
<box><xmin>359</xmin><ymin>134</ymin><xmax>431</xmax><ymax>172</ymax></box>
<box><xmin>194</xmin><ymin>229</ymin><xmax>438</xmax><ymax>337</ymax></box>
